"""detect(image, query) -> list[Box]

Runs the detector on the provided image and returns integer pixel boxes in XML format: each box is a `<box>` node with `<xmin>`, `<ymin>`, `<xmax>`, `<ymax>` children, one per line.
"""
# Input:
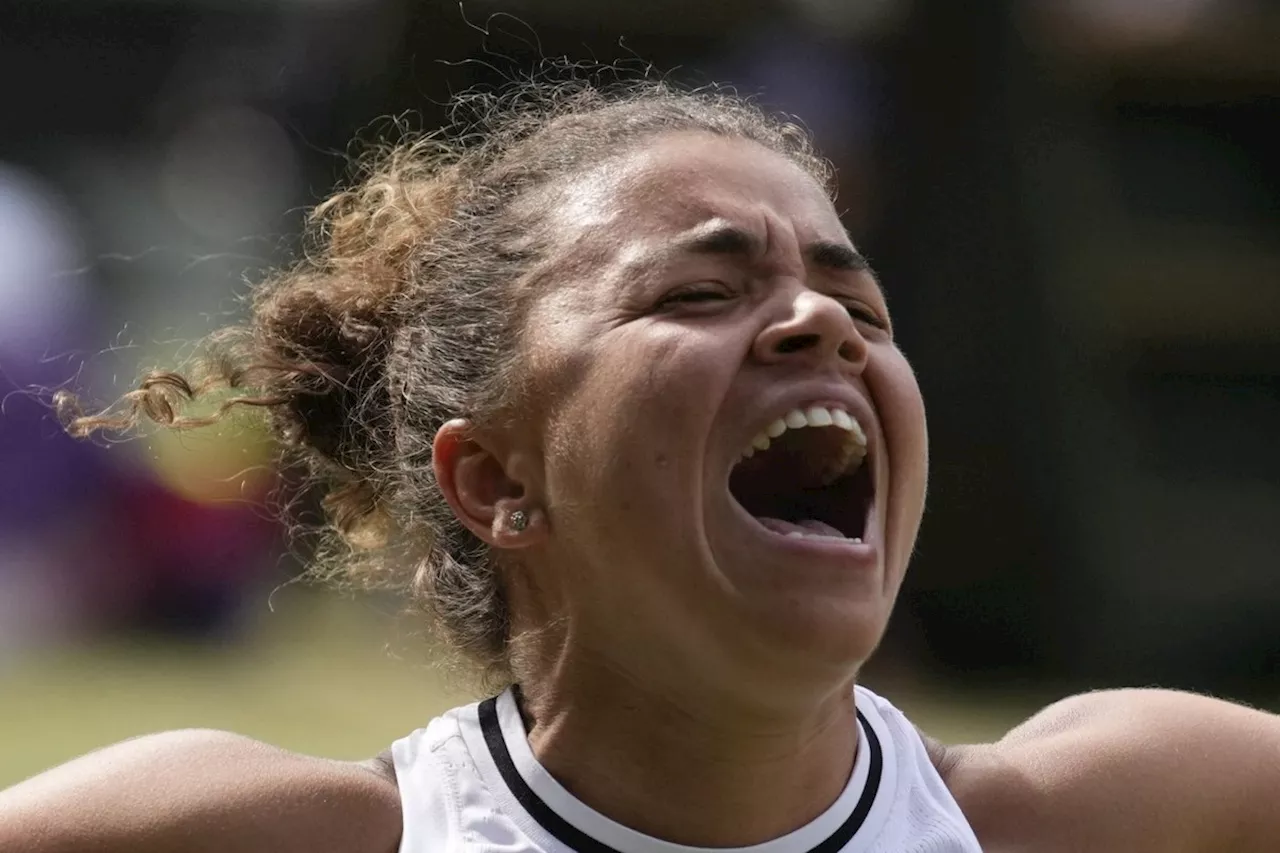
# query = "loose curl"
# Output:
<box><xmin>57</xmin><ymin>70</ymin><xmax>832</xmax><ymax>684</ymax></box>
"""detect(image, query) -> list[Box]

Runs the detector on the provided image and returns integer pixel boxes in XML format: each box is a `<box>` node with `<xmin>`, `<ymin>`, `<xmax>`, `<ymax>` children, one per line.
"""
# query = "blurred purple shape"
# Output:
<box><xmin>0</xmin><ymin>166</ymin><xmax>105</xmax><ymax>532</ymax></box>
<box><xmin>711</xmin><ymin>24</ymin><xmax>879</xmax><ymax>152</ymax></box>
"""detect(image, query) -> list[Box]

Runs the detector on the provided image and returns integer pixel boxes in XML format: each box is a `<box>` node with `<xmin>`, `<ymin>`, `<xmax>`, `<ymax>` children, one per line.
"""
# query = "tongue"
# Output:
<box><xmin>756</xmin><ymin>517</ymin><xmax>847</xmax><ymax>538</ymax></box>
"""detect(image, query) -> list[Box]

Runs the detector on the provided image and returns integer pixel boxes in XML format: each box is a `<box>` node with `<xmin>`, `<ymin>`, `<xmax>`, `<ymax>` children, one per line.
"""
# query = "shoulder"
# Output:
<box><xmin>936</xmin><ymin>689</ymin><xmax>1280</xmax><ymax>853</ymax></box>
<box><xmin>0</xmin><ymin>729</ymin><xmax>403</xmax><ymax>853</ymax></box>
<box><xmin>160</xmin><ymin>729</ymin><xmax>404</xmax><ymax>822</ymax></box>
<box><xmin>182</xmin><ymin>731</ymin><xmax>405</xmax><ymax>852</ymax></box>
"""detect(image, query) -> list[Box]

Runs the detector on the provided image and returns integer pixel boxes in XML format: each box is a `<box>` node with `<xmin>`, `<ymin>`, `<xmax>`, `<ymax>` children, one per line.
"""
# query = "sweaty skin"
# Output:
<box><xmin>4</xmin><ymin>134</ymin><xmax>1279</xmax><ymax>853</ymax></box>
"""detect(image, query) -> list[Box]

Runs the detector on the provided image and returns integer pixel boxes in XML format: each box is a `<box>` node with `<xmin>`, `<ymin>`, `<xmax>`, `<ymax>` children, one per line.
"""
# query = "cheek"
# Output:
<box><xmin>872</xmin><ymin>348</ymin><xmax>929</xmax><ymax>497</ymax></box>
<box><xmin>538</xmin><ymin>334</ymin><xmax>729</xmax><ymax>594</ymax></box>
<box><xmin>542</xmin><ymin>329</ymin><xmax>716</xmax><ymax>506</ymax></box>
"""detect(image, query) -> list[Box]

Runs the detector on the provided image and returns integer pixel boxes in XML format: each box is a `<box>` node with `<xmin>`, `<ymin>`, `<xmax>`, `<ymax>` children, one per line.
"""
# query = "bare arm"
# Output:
<box><xmin>0</xmin><ymin>730</ymin><xmax>401</xmax><ymax>853</ymax></box>
<box><xmin>950</xmin><ymin>689</ymin><xmax>1280</xmax><ymax>853</ymax></box>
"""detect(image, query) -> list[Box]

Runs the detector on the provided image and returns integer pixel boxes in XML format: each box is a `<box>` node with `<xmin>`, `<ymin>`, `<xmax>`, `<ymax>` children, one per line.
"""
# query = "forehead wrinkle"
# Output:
<box><xmin>529</xmin><ymin>133</ymin><xmax>851</xmax><ymax>300</ymax></box>
<box><xmin>552</xmin><ymin>183</ymin><xmax>751</xmax><ymax>292</ymax></box>
<box><xmin>614</xmin><ymin>215</ymin><xmax>749</xmax><ymax>278</ymax></box>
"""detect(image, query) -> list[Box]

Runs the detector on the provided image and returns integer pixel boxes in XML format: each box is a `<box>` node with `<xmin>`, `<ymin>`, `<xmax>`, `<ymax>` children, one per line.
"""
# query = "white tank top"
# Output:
<box><xmin>391</xmin><ymin>685</ymin><xmax>981</xmax><ymax>852</ymax></box>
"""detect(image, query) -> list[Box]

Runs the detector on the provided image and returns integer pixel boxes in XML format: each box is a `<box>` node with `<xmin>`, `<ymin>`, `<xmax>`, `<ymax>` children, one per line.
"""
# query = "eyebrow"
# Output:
<box><xmin>808</xmin><ymin>241</ymin><xmax>871</xmax><ymax>274</ymax></box>
<box><xmin>675</xmin><ymin>224</ymin><xmax>873</xmax><ymax>276</ymax></box>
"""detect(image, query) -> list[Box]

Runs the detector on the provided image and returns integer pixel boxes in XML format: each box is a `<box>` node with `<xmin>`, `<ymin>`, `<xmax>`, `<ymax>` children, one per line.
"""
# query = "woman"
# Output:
<box><xmin>3</xmin><ymin>78</ymin><xmax>1278</xmax><ymax>853</ymax></box>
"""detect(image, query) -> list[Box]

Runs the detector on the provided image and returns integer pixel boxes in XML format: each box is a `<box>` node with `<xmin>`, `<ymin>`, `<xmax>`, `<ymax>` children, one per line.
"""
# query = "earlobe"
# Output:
<box><xmin>490</xmin><ymin>503</ymin><xmax>548</xmax><ymax>546</ymax></box>
<box><xmin>433</xmin><ymin>418</ymin><xmax>546</xmax><ymax>548</ymax></box>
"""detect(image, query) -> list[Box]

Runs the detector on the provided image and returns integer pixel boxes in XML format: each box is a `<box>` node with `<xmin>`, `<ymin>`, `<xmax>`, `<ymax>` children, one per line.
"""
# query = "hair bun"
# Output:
<box><xmin>60</xmin><ymin>74</ymin><xmax>828</xmax><ymax>686</ymax></box>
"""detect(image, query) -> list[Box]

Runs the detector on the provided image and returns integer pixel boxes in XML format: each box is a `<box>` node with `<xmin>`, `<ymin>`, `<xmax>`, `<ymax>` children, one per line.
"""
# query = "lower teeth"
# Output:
<box><xmin>784</xmin><ymin>531</ymin><xmax>863</xmax><ymax>544</ymax></box>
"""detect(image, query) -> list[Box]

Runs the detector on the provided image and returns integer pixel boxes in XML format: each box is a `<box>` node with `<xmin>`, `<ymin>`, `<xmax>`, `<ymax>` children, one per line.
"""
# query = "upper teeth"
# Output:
<box><xmin>740</xmin><ymin>405</ymin><xmax>868</xmax><ymax>483</ymax></box>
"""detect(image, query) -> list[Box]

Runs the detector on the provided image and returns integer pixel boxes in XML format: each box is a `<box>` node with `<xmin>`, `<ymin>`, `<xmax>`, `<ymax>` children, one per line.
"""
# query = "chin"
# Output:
<box><xmin>728</xmin><ymin>583</ymin><xmax>894</xmax><ymax>687</ymax></box>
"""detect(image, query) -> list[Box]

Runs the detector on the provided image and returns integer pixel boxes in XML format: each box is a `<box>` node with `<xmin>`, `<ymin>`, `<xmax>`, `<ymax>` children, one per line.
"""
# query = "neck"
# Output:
<box><xmin>515</xmin><ymin>663</ymin><xmax>860</xmax><ymax>848</ymax></box>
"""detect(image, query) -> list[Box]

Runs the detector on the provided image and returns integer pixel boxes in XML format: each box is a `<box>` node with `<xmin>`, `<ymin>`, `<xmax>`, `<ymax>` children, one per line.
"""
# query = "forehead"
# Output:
<box><xmin>545</xmin><ymin>132</ymin><xmax>846</xmax><ymax>257</ymax></box>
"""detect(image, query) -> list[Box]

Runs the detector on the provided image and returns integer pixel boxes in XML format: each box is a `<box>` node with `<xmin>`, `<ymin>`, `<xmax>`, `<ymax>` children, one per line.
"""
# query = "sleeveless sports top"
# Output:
<box><xmin>391</xmin><ymin>685</ymin><xmax>982</xmax><ymax>852</ymax></box>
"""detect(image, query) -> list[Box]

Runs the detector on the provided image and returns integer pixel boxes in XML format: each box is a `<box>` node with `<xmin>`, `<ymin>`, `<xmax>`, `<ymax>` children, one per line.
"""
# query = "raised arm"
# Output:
<box><xmin>950</xmin><ymin>688</ymin><xmax>1280</xmax><ymax>853</ymax></box>
<box><xmin>0</xmin><ymin>729</ymin><xmax>401</xmax><ymax>853</ymax></box>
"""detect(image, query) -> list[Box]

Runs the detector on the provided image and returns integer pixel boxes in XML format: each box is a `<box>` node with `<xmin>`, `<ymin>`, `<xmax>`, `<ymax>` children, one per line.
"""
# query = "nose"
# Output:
<box><xmin>752</xmin><ymin>288</ymin><xmax>868</xmax><ymax>373</ymax></box>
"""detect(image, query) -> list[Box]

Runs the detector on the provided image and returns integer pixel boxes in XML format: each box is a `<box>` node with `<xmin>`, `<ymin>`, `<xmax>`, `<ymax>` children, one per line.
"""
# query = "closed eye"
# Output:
<box><xmin>659</xmin><ymin>284</ymin><xmax>735</xmax><ymax>309</ymax></box>
<box><xmin>844</xmin><ymin>303</ymin><xmax>888</xmax><ymax>330</ymax></box>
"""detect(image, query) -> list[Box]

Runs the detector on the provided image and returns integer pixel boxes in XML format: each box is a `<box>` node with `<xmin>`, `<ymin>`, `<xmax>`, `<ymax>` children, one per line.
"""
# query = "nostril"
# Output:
<box><xmin>776</xmin><ymin>333</ymin><xmax>820</xmax><ymax>355</ymax></box>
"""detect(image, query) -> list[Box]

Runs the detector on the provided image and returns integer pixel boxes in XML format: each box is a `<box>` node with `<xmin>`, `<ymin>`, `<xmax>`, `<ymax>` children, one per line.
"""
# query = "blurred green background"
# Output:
<box><xmin>2</xmin><ymin>0</ymin><xmax>1277</xmax><ymax>787</ymax></box>
<box><xmin>1</xmin><ymin>594</ymin><xmax>466</xmax><ymax>786</ymax></box>
<box><xmin>1</xmin><ymin>591</ymin><xmax>1043</xmax><ymax>787</ymax></box>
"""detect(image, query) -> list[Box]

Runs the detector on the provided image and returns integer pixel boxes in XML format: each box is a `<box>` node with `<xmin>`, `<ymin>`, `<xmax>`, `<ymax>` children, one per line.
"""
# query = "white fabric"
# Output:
<box><xmin>392</xmin><ymin>685</ymin><xmax>981</xmax><ymax>852</ymax></box>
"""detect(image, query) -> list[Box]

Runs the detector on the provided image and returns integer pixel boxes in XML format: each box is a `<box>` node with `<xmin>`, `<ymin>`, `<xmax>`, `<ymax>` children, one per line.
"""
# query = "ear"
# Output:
<box><xmin>433</xmin><ymin>418</ymin><xmax>547</xmax><ymax>548</ymax></box>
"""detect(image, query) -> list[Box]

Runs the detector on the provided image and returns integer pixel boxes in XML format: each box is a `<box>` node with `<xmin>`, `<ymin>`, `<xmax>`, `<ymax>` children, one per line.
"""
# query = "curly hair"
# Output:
<box><xmin>57</xmin><ymin>72</ymin><xmax>832</xmax><ymax>683</ymax></box>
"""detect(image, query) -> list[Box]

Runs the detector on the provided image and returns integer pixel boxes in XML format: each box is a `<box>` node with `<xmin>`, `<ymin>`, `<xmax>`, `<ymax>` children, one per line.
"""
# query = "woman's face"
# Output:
<box><xmin>511</xmin><ymin>132</ymin><xmax>927</xmax><ymax>687</ymax></box>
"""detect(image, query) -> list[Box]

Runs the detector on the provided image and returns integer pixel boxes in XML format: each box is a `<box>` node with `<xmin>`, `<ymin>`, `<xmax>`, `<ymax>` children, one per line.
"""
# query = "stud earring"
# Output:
<box><xmin>509</xmin><ymin>510</ymin><xmax>529</xmax><ymax>532</ymax></box>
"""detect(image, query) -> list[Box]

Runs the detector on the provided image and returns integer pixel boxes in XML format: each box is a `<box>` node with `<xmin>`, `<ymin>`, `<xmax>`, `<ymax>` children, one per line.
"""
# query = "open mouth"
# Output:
<box><xmin>728</xmin><ymin>405</ymin><xmax>874</xmax><ymax>543</ymax></box>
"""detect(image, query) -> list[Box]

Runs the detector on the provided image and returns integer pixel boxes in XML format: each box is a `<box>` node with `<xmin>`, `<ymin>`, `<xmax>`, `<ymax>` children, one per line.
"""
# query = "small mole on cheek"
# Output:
<box><xmin>654</xmin><ymin>453</ymin><xmax>670</xmax><ymax>469</ymax></box>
